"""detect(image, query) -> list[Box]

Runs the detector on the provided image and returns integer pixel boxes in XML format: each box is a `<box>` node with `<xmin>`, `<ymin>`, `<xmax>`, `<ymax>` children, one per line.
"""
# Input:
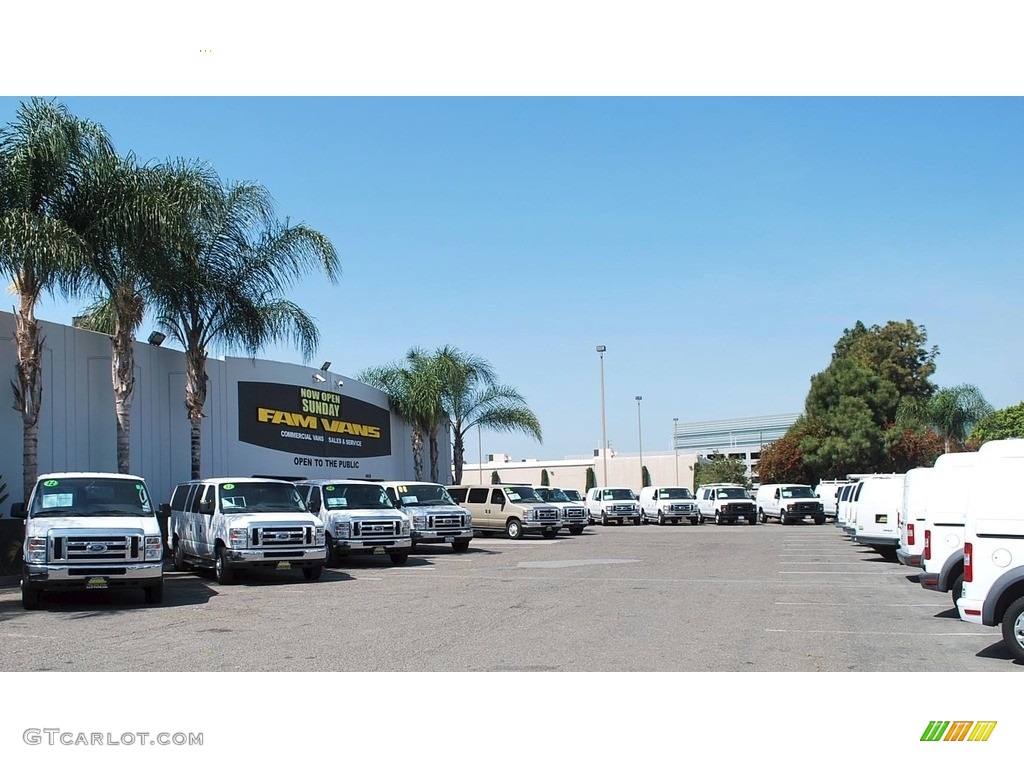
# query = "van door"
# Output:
<box><xmin>490</xmin><ymin>488</ymin><xmax>507</xmax><ymax>531</ymax></box>
<box><xmin>193</xmin><ymin>483</ymin><xmax>216</xmax><ymax>560</ymax></box>
<box><xmin>466</xmin><ymin>487</ymin><xmax>490</xmax><ymax>531</ymax></box>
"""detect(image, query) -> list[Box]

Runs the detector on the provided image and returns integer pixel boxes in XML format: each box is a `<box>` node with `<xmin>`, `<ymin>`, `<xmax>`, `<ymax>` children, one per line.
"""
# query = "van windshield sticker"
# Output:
<box><xmin>41</xmin><ymin>493</ymin><xmax>74</xmax><ymax>508</ymax></box>
<box><xmin>222</xmin><ymin>497</ymin><xmax>246</xmax><ymax>508</ymax></box>
<box><xmin>326</xmin><ymin>486</ymin><xmax>335</xmax><ymax>491</ymax></box>
<box><xmin>223</xmin><ymin>483</ymin><xmax>235</xmax><ymax>490</ymax></box>
<box><xmin>401</xmin><ymin>495</ymin><xmax>417</xmax><ymax>504</ymax></box>
<box><xmin>506</xmin><ymin>492</ymin><xmax>521</xmax><ymax>501</ymax></box>
<box><xmin>43</xmin><ymin>479</ymin><xmax>59</xmax><ymax>487</ymax></box>
<box><xmin>326</xmin><ymin>497</ymin><xmax>348</xmax><ymax>508</ymax></box>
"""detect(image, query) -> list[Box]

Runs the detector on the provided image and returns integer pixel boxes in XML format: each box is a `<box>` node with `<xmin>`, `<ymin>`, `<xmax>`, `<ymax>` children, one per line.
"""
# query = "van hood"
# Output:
<box><xmin>26</xmin><ymin>515</ymin><xmax>160</xmax><ymax>536</ymax></box>
<box><xmin>320</xmin><ymin>508</ymin><xmax>408</xmax><ymax>522</ymax></box>
<box><xmin>227</xmin><ymin>512</ymin><xmax>322</xmax><ymax>527</ymax></box>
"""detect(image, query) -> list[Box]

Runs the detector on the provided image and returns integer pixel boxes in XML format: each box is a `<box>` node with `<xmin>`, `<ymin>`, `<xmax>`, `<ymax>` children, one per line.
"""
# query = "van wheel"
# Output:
<box><xmin>389</xmin><ymin>552</ymin><xmax>410</xmax><ymax>565</ymax></box>
<box><xmin>601</xmin><ymin>513</ymin><xmax>608</xmax><ymax>526</ymax></box>
<box><xmin>324</xmin><ymin>535</ymin><xmax>338</xmax><ymax>568</ymax></box>
<box><xmin>658</xmin><ymin>513</ymin><xmax>665</xmax><ymax>526</ymax></box>
<box><xmin>21</xmin><ymin>582</ymin><xmax>41</xmax><ymax>610</ymax></box>
<box><xmin>303</xmin><ymin>565</ymin><xmax>323</xmax><ymax>580</ymax></box>
<box><xmin>506</xmin><ymin>519</ymin><xmax>524</xmax><ymax>540</ymax></box>
<box><xmin>690</xmin><ymin>517</ymin><xmax>699</xmax><ymax>526</ymax></box>
<box><xmin>453</xmin><ymin>539</ymin><xmax>471</xmax><ymax>551</ymax></box>
<box><xmin>542</xmin><ymin>529</ymin><xmax>557</xmax><ymax>539</ymax></box>
<box><xmin>950</xmin><ymin>574</ymin><xmax>964</xmax><ymax>607</ymax></box>
<box><xmin>779</xmin><ymin>513</ymin><xmax>788</xmax><ymax>525</ymax></box>
<box><xmin>144</xmin><ymin>581</ymin><xmax>164</xmax><ymax>604</ymax></box>
<box><xmin>714</xmin><ymin>512</ymin><xmax>722</xmax><ymax>525</ymax></box>
<box><xmin>214</xmin><ymin>547</ymin><xmax>234</xmax><ymax>585</ymax></box>
<box><xmin>758</xmin><ymin>509</ymin><xmax>767</xmax><ymax>524</ymax></box>
<box><xmin>1000</xmin><ymin>596</ymin><xmax>1024</xmax><ymax>663</ymax></box>
<box><xmin>815</xmin><ymin>517</ymin><xmax>825</xmax><ymax>525</ymax></box>
<box><xmin>748</xmin><ymin>516</ymin><xmax>757</xmax><ymax>526</ymax></box>
<box><xmin>173</xmin><ymin>540</ymin><xmax>189</xmax><ymax>572</ymax></box>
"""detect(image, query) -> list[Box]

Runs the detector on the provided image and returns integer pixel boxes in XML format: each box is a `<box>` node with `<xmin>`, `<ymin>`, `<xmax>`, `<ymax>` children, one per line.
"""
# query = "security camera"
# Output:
<box><xmin>335</xmin><ymin>380</ymin><xmax>344</xmax><ymax>389</ymax></box>
<box><xmin>312</xmin><ymin>373</ymin><xmax>326</xmax><ymax>383</ymax></box>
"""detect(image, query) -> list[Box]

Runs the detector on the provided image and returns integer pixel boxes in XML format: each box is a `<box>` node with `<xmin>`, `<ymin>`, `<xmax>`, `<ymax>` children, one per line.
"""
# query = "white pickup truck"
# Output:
<box><xmin>12</xmin><ymin>472</ymin><xmax>165</xmax><ymax>609</ymax></box>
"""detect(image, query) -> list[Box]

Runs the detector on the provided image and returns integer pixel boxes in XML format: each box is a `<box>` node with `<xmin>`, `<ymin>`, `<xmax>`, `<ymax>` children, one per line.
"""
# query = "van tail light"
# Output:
<box><xmin>923</xmin><ymin>529</ymin><xmax>931</xmax><ymax>561</ymax></box>
<box><xmin>964</xmin><ymin>542</ymin><xmax>973</xmax><ymax>583</ymax></box>
<box><xmin>907</xmin><ymin>523</ymin><xmax>915</xmax><ymax>546</ymax></box>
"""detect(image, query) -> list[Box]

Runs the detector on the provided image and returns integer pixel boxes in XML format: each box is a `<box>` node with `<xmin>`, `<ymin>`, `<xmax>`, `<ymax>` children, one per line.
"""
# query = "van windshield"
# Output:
<box><xmin>602</xmin><ymin>489</ymin><xmax>637</xmax><ymax>500</ymax></box>
<box><xmin>716</xmin><ymin>488</ymin><xmax>750</xmax><ymax>499</ymax></box>
<box><xmin>563</xmin><ymin>490</ymin><xmax>584</xmax><ymax>502</ymax></box>
<box><xmin>394</xmin><ymin>484</ymin><xmax>457</xmax><ymax>507</ymax></box>
<box><xmin>505</xmin><ymin>486</ymin><xmax>543</xmax><ymax>502</ymax></box>
<box><xmin>536</xmin><ymin>488</ymin><xmax>570</xmax><ymax>503</ymax></box>
<box><xmin>781</xmin><ymin>487</ymin><xmax>815</xmax><ymax>499</ymax></box>
<box><xmin>219</xmin><ymin>482</ymin><xmax>307</xmax><ymax>513</ymax></box>
<box><xmin>322</xmin><ymin>484</ymin><xmax>393</xmax><ymax>510</ymax></box>
<box><xmin>30</xmin><ymin>477</ymin><xmax>154</xmax><ymax>518</ymax></box>
<box><xmin>659</xmin><ymin>488</ymin><xmax>694</xmax><ymax>499</ymax></box>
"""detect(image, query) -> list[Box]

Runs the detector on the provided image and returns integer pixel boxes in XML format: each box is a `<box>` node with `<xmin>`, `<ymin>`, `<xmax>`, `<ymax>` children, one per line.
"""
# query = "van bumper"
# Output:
<box><xmin>23</xmin><ymin>562</ymin><xmax>163</xmax><ymax>588</ymax></box>
<box><xmin>957</xmin><ymin>596</ymin><xmax>985</xmax><ymax>625</ymax></box>
<box><xmin>523</xmin><ymin>522</ymin><xmax>563</xmax><ymax>533</ymax></box>
<box><xmin>229</xmin><ymin>547</ymin><xmax>327</xmax><ymax>565</ymax></box>
<box><xmin>854</xmin><ymin>534</ymin><xmax>899</xmax><ymax>549</ymax></box>
<box><xmin>412</xmin><ymin>528</ymin><xmax>473</xmax><ymax>544</ymax></box>
<box><xmin>336</xmin><ymin>538</ymin><xmax>412</xmax><ymax>554</ymax></box>
<box><xmin>896</xmin><ymin>547</ymin><xmax>922</xmax><ymax>567</ymax></box>
<box><xmin>919</xmin><ymin>571</ymin><xmax>944</xmax><ymax>592</ymax></box>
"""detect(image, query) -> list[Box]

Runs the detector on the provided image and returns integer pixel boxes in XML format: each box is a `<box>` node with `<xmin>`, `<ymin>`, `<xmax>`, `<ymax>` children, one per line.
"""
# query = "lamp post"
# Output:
<box><xmin>636</xmin><ymin>395</ymin><xmax>644</xmax><ymax>488</ymax></box>
<box><xmin>478</xmin><ymin>424</ymin><xmax>483</xmax><ymax>484</ymax></box>
<box><xmin>596</xmin><ymin>345</ymin><xmax>608</xmax><ymax>485</ymax></box>
<box><xmin>673</xmin><ymin>416</ymin><xmax>679</xmax><ymax>485</ymax></box>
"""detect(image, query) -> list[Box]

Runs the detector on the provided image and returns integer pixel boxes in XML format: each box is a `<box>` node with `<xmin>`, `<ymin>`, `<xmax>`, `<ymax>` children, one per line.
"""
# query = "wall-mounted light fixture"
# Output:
<box><xmin>147</xmin><ymin>331</ymin><xmax>166</xmax><ymax>346</ymax></box>
<box><xmin>320</xmin><ymin>361</ymin><xmax>331</xmax><ymax>371</ymax></box>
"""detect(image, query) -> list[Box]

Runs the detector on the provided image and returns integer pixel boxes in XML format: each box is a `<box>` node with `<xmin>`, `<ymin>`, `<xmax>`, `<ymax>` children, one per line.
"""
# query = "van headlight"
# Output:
<box><xmin>334</xmin><ymin>522</ymin><xmax>351</xmax><ymax>539</ymax></box>
<box><xmin>26</xmin><ymin>537</ymin><xmax>47</xmax><ymax>563</ymax></box>
<box><xmin>228</xmin><ymin>528</ymin><xmax>248</xmax><ymax>548</ymax></box>
<box><xmin>412</xmin><ymin>514</ymin><xmax>427</xmax><ymax>530</ymax></box>
<box><xmin>314</xmin><ymin>526</ymin><xmax>325</xmax><ymax>546</ymax></box>
<box><xmin>524</xmin><ymin>509</ymin><xmax>536</xmax><ymax>521</ymax></box>
<box><xmin>463</xmin><ymin>514</ymin><xmax>472</xmax><ymax>527</ymax></box>
<box><xmin>400</xmin><ymin>519</ymin><xmax>410</xmax><ymax>534</ymax></box>
<box><xmin>144</xmin><ymin>535</ymin><xmax>163</xmax><ymax>561</ymax></box>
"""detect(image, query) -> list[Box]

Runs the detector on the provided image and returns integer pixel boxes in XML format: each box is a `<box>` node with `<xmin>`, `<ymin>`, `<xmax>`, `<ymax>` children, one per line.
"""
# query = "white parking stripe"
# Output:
<box><xmin>767</xmin><ymin>628</ymin><xmax>997</xmax><ymax>636</ymax></box>
<box><xmin>774</xmin><ymin>602</ymin><xmax>947</xmax><ymax>607</ymax></box>
<box><xmin>779</xmin><ymin>570</ymin><xmax>907</xmax><ymax>574</ymax></box>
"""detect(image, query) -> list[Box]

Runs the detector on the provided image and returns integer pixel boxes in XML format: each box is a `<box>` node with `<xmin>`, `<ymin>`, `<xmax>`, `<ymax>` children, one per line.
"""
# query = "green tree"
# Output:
<box><xmin>150</xmin><ymin>172</ymin><xmax>339</xmax><ymax>479</ymax></box>
<box><xmin>491</xmin><ymin>470</ymin><xmax>501</xmax><ymax>484</ymax></box>
<box><xmin>832</xmin><ymin>319</ymin><xmax>938</xmax><ymax>401</ymax></box>
<box><xmin>540</xmin><ymin>468</ymin><xmax>550</xmax><ymax>486</ymax></box>
<box><xmin>882</xmin><ymin>425</ymin><xmax>945</xmax><ymax>472</ymax></box>
<box><xmin>585</xmin><ymin>467</ymin><xmax>596</xmax><ymax>492</ymax></box>
<box><xmin>897</xmin><ymin>383</ymin><xmax>994</xmax><ymax>453</ymax></box>
<box><xmin>0</xmin><ymin>98</ymin><xmax>112</xmax><ymax>498</ymax></box>
<box><xmin>693</xmin><ymin>451</ymin><xmax>748</xmax><ymax>489</ymax></box>
<box><xmin>970</xmin><ymin>401</ymin><xmax>1024</xmax><ymax>443</ymax></box>
<box><xmin>433</xmin><ymin>347</ymin><xmax>542</xmax><ymax>484</ymax></box>
<box><xmin>641</xmin><ymin>465</ymin><xmax>651</xmax><ymax>487</ymax></box>
<box><xmin>754</xmin><ymin>416</ymin><xmax>818</xmax><ymax>485</ymax></box>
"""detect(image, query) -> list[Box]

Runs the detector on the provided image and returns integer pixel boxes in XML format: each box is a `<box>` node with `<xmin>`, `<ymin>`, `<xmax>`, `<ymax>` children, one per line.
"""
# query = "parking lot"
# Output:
<box><xmin>0</xmin><ymin>521</ymin><xmax>1019</xmax><ymax>672</ymax></box>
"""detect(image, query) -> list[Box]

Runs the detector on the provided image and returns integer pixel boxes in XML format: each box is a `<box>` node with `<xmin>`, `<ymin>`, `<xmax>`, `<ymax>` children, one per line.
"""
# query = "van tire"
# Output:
<box><xmin>779</xmin><ymin>512</ymin><xmax>788</xmax><ymax>525</ymax></box>
<box><xmin>748</xmin><ymin>516</ymin><xmax>757</xmax><ymax>525</ymax></box>
<box><xmin>950</xmin><ymin>574</ymin><xmax>964</xmax><ymax>607</ymax></box>
<box><xmin>214</xmin><ymin>547</ymin><xmax>234</xmax><ymax>585</ymax></box>
<box><xmin>542</xmin><ymin>529</ymin><xmax>557</xmax><ymax>539</ymax></box>
<box><xmin>21</xmin><ymin>582</ymin><xmax>41</xmax><ymax>610</ymax></box>
<box><xmin>144</xmin><ymin>581</ymin><xmax>164</xmax><ymax>604</ymax></box>
<box><xmin>758</xmin><ymin>509</ymin><xmax>767</xmax><ymax>524</ymax></box>
<box><xmin>303</xmin><ymin>566</ymin><xmax>323</xmax><ymax>580</ymax></box>
<box><xmin>324</xmin><ymin>535</ymin><xmax>339</xmax><ymax>568</ymax></box>
<box><xmin>1000</xmin><ymin>596</ymin><xmax>1024</xmax><ymax>663</ymax></box>
<box><xmin>658</xmin><ymin>513</ymin><xmax>665</xmax><ymax>525</ymax></box>
<box><xmin>601</xmin><ymin>513</ymin><xmax>608</xmax><ymax>526</ymax></box>
<box><xmin>173</xmin><ymin>541</ymin><xmax>189</xmax><ymax>572</ymax></box>
<box><xmin>690</xmin><ymin>517</ymin><xmax>699</xmax><ymax>526</ymax></box>
<box><xmin>453</xmin><ymin>539</ymin><xmax>472</xmax><ymax>551</ymax></box>
<box><xmin>506</xmin><ymin>519</ymin><xmax>524</xmax><ymax>540</ymax></box>
<box><xmin>389</xmin><ymin>552</ymin><xmax>410</xmax><ymax>565</ymax></box>
<box><xmin>714</xmin><ymin>512</ymin><xmax>722</xmax><ymax>525</ymax></box>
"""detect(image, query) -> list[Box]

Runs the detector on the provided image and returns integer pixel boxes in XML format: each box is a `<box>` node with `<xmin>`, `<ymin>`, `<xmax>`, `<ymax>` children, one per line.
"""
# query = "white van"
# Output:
<box><xmin>918</xmin><ymin>451</ymin><xmax>979</xmax><ymax>606</ymax></box>
<box><xmin>835</xmin><ymin>481</ymin><xmax>858</xmax><ymax>531</ymax></box>
<box><xmin>896</xmin><ymin>466</ymin><xmax>935</xmax><ymax>567</ymax></box>
<box><xmin>585</xmin><ymin>487</ymin><xmax>641</xmax><ymax>525</ymax></box>
<box><xmin>851</xmin><ymin>474</ymin><xmax>905</xmax><ymax>558</ymax></box>
<box><xmin>754</xmin><ymin>484</ymin><xmax>825</xmax><ymax>525</ymax></box>
<box><xmin>381</xmin><ymin>481</ymin><xmax>473</xmax><ymax>552</ymax></box>
<box><xmin>695</xmin><ymin>484</ymin><xmax>757</xmax><ymax>525</ymax></box>
<box><xmin>637</xmin><ymin>486</ymin><xmax>701</xmax><ymax>525</ymax></box>
<box><xmin>534</xmin><ymin>486</ymin><xmax>589</xmax><ymax>534</ymax></box>
<box><xmin>957</xmin><ymin>439</ymin><xmax>1024</xmax><ymax>661</ymax></box>
<box><xmin>814</xmin><ymin>480</ymin><xmax>852</xmax><ymax>522</ymax></box>
<box><xmin>12</xmin><ymin>472</ymin><xmax>164</xmax><ymax>609</ymax></box>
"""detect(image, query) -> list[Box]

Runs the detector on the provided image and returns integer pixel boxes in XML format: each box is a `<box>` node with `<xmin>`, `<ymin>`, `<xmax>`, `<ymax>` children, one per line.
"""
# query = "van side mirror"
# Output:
<box><xmin>159</xmin><ymin>503</ymin><xmax>171</xmax><ymax>517</ymax></box>
<box><xmin>11</xmin><ymin>502</ymin><xmax>25</xmax><ymax>519</ymax></box>
<box><xmin>309</xmin><ymin>500</ymin><xmax>321</xmax><ymax>514</ymax></box>
<box><xmin>199</xmin><ymin>501</ymin><xmax>214</xmax><ymax>515</ymax></box>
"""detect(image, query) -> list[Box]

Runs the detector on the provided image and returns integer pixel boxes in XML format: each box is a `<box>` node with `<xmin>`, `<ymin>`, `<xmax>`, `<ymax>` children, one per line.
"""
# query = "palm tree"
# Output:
<box><xmin>360</xmin><ymin>347</ymin><xmax>445</xmax><ymax>482</ymax></box>
<box><xmin>67</xmin><ymin>153</ymin><xmax>211</xmax><ymax>473</ymax></box>
<box><xmin>0</xmin><ymin>98</ymin><xmax>112</xmax><ymax>498</ymax></box>
<box><xmin>897</xmin><ymin>383</ymin><xmax>994</xmax><ymax>453</ymax></box>
<box><xmin>433</xmin><ymin>346</ymin><xmax>542</xmax><ymax>484</ymax></box>
<box><xmin>149</xmin><ymin>176</ymin><xmax>339</xmax><ymax>479</ymax></box>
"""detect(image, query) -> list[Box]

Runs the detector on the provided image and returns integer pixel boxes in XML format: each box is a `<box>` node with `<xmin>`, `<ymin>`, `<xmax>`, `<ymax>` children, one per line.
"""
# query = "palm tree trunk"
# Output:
<box><xmin>428</xmin><ymin>428</ymin><xmax>440</xmax><ymax>483</ymax></box>
<box><xmin>12</xmin><ymin>289</ymin><xmax>43</xmax><ymax>501</ymax></box>
<box><xmin>111</xmin><ymin>313</ymin><xmax>136</xmax><ymax>474</ymax></box>
<box><xmin>411</xmin><ymin>429</ymin><xmax>424</xmax><ymax>481</ymax></box>
<box><xmin>184</xmin><ymin>344</ymin><xmax>208</xmax><ymax>479</ymax></box>
<box><xmin>452</xmin><ymin>429</ymin><xmax>466</xmax><ymax>484</ymax></box>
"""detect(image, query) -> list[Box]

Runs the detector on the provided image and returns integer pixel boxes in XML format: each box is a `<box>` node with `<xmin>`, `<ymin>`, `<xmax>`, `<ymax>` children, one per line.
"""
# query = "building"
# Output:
<box><xmin>0</xmin><ymin>311</ymin><xmax>445</xmax><ymax>514</ymax></box>
<box><xmin>672</xmin><ymin>413</ymin><xmax>802</xmax><ymax>483</ymax></box>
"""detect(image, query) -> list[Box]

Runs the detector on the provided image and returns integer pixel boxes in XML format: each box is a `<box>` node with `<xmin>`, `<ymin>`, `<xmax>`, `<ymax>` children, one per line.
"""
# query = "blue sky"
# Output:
<box><xmin>3</xmin><ymin>96</ymin><xmax>1024</xmax><ymax>462</ymax></box>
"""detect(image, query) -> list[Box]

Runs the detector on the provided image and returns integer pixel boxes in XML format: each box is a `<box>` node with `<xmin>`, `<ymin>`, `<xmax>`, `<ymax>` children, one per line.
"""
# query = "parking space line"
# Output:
<box><xmin>779</xmin><ymin>570</ymin><xmax>907</xmax><ymax>574</ymax></box>
<box><xmin>766</xmin><ymin>628</ymin><xmax>998</xmax><ymax>636</ymax></box>
<box><xmin>774</xmin><ymin>602</ymin><xmax>948</xmax><ymax>607</ymax></box>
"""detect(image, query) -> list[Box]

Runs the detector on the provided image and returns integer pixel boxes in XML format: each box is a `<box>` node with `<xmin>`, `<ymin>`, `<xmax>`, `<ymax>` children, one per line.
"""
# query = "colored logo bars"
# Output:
<box><xmin>920</xmin><ymin>721</ymin><xmax>997</xmax><ymax>742</ymax></box>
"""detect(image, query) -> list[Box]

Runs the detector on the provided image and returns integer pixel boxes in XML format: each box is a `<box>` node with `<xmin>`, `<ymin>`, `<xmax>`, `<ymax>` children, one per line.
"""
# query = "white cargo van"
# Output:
<box><xmin>637</xmin><ymin>486</ymin><xmax>701</xmax><ymax>525</ymax></box>
<box><xmin>896</xmin><ymin>466</ymin><xmax>935</xmax><ymax>567</ymax></box>
<box><xmin>957</xmin><ymin>439</ymin><xmax>1024</xmax><ymax>661</ymax></box>
<box><xmin>918</xmin><ymin>451</ymin><xmax>979</xmax><ymax>606</ymax></box>
<box><xmin>814</xmin><ymin>480</ymin><xmax>852</xmax><ymax>522</ymax></box>
<box><xmin>851</xmin><ymin>474</ymin><xmax>905</xmax><ymax>558</ymax></box>
<box><xmin>695</xmin><ymin>484</ymin><xmax>757</xmax><ymax>525</ymax></box>
<box><xmin>585</xmin><ymin>487</ymin><xmax>640</xmax><ymax>525</ymax></box>
<box><xmin>754</xmin><ymin>484</ymin><xmax>825</xmax><ymax>525</ymax></box>
<box><xmin>534</xmin><ymin>486</ymin><xmax>589</xmax><ymax>534</ymax></box>
<box><xmin>381</xmin><ymin>481</ymin><xmax>473</xmax><ymax>552</ymax></box>
<box><xmin>834</xmin><ymin>482</ymin><xmax>858</xmax><ymax>531</ymax></box>
<box><xmin>12</xmin><ymin>472</ymin><xmax>164</xmax><ymax>609</ymax></box>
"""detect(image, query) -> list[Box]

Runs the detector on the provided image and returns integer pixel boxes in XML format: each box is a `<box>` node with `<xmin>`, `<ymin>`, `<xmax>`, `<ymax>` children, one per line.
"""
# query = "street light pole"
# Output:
<box><xmin>596</xmin><ymin>345</ymin><xmax>608</xmax><ymax>486</ymax></box>
<box><xmin>478</xmin><ymin>424</ymin><xmax>483</xmax><ymax>484</ymax></box>
<box><xmin>636</xmin><ymin>395</ymin><xmax>644</xmax><ymax>488</ymax></box>
<box><xmin>673</xmin><ymin>416</ymin><xmax>679</xmax><ymax>485</ymax></box>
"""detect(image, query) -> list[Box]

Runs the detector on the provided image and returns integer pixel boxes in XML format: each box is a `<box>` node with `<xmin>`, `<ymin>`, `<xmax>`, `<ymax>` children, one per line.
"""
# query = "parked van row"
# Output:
<box><xmin>826</xmin><ymin>439</ymin><xmax>1024</xmax><ymax>663</ymax></box>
